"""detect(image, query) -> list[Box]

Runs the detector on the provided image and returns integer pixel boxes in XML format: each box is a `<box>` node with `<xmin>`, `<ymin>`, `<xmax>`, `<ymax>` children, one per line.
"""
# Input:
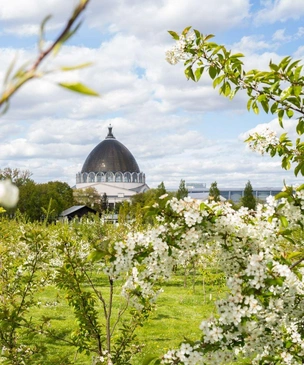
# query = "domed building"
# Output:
<box><xmin>76</xmin><ymin>125</ymin><xmax>149</xmax><ymax>206</ymax></box>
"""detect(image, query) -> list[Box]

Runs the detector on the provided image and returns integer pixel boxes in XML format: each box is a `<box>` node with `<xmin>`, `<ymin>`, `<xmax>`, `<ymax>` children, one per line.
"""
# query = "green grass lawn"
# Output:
<box><xmin>26</xmin><ymin>271</ymin><xmax>225</xmax><ymax>364</ymax></box>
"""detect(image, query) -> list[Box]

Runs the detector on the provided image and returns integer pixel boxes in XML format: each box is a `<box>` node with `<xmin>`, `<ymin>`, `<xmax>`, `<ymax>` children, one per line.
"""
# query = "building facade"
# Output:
<box><xmin>186</xmin><ymin>183</ymin><xmax>281</xmax><ymax>203</ymax></box>
<box><xmin>76</xmin><ymin>125</ymin><xmax>149</xmax><ymax>206</ymax></box>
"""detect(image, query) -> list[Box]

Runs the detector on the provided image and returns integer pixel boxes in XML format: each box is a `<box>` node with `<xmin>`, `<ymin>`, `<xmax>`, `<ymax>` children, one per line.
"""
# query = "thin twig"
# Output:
<box><xmin>0</xmin><ymin>0</ymin><xmax>90</xmax><ymax>108</ymax></box>
<box><xmin>289</xmin><ymin>256</ymin><xmax>304</xmax><ymax>269</ymax></box>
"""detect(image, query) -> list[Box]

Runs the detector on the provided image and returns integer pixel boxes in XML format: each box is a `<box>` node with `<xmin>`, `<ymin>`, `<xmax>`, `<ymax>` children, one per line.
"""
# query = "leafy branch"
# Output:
<box><xmin>0</xmin><ymin>0</ymin><xmax>98</xmax><ymax>115</ymax></box>
<box><xmin>167</xmin><ymin>27</ymin><xmax>304</xmax><ymax>175</ymax></box>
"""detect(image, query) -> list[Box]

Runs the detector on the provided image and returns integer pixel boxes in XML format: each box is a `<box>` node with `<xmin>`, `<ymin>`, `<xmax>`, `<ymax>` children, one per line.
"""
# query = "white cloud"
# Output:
<box><xmin>255</xmin><ymin>0</ymin><xmax>304</xmax><ymax>25</ymax></box>
<box><xmin>232</xmin><ymin>35</ymin><xmax>274</xmax><ymax>53</ymax></box>
<box><xmin>272</xmin><ymin>29</ymin><xmax>291</xmax><ymax>42</ymax></box>
<box><xmin>0</xmin><ymin>0</ymin><xmax>302</xmax><ymax>191</ymax></box>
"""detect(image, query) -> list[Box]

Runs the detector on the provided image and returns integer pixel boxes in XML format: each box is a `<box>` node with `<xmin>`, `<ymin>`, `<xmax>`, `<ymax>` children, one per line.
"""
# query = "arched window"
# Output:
<box><xmin>96</xmin><ymin>173</ymin><xmax>101</xmax><ymax>182</ymax></box>
<box><xmin>106</xmin><ymin>172</ymin><xmax>114</xmax><ymax>182</ymax></box>
<box><xmin>82</xmin><ymin>173</ymin><xmax>88</xmax><ymax>183</ymax></box>
<box><xmin>138</xmin><ymin>173</ymin><xmax>143</xmax><ymax>183</ymax></box>
<box><xmin>89</xmin><ymin>172</ymin><xmax>95</xmax><ymax>183</ymax></box>
<box><xmin>132</xmin><ymin>173</ymin><xmax>138</xmax><ymax>183</ymax></box>
<box><xmin>115</xmin><ymin>172</ymin><xmax>123</xmax><ymax>182</ymax></box>
<box><xmin>124</xmin><ymin>172</ymin><xmax>131</xmax><ymax>182</ymax></box>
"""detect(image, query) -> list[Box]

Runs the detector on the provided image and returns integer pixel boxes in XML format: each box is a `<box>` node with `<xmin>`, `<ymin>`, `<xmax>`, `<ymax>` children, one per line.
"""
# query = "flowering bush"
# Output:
<box><xmin>152</xmin><ymin>190</ymin><xmax>304</xmax><ymax>364</ymax></box>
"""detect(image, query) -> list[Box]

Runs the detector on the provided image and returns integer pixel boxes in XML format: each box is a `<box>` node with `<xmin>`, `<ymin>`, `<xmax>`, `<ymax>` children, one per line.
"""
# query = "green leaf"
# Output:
<box><xmin>278</xmin><ymin>109</ymin><xmax>284</xmax><ymax>127</ymax></box>
<box><xmin>286</xmin><ymin>109</ymin><xmax>294</xmax><ymax>118</ymax></box>
<box><xmin>293</xmin><ymin>85</ymin><xmax>302</xmax><ymax>97</ymax></box>
<box><xmin>209</xmin><ymin>66</ymin><xmax>217</xmax><ymax>79</ymax></box>
<box><xmin>194</xmin><ymin>67</ymin><xmax>204</xmax><ymax>81</ymax></box>
<box><xmin>39</xmin><ymin>15</ymin><xmax>52</xmax><ymax>51</ymax></box>
<box><xmin>222</xmin><ymin>81</ymin><xmax>231</xmax><ymax>97</ymax></box>
<box><xmin>53</xmin><ymin>21</ymin><xmax>82</xmax><ymax>55</ymax></box>
<box><xmin>252</xmin><ymin>101</ymin><xmax>259</xmax><ymax>114</ymax></box>
<box><xmin>213</xmin><ymin>74</ymin><xmax>225</xmax><ymax>88</ymax></box>
<box><xmin>279</xmin><ymin>56</ymin><xmax>292</xmax><ymax>71</ymax></box>
<box><xmin>281</xmin><ymin>87</ymin><xmax>292</xmax><ymax>101</ymax></box>
<box><xmin>269</xmin><ymin>81</ymin><xmax>280</xmax><ymax>93</ymax></box>
<box><xmin>270</xmin><ymin>102</ymin><xmax>278</xmax><ymax>114</ymax></box>
<box><xmin>3</xmin><ymin>54</ymin><xmax>18</xmax><ymax>86</ymax></box>
<box><xmin>194</xmin><ymin>29</ymin><xmax>200</xmax><ymax>38</ymax></box>
<box><xmin>0</xmin><ymin>100</ymin><xmax>10</xmax><ymax>116</ymax></box>
<box><xmin>296</xmin><ymin>184</ymin><xmax>304</xmax><ymax>191</ymax></box>
<box><xmin>269</xmin><ymin>61</ymin><xmax>279</xmax><ymax>71</ymax></box>
<box><xmin>168</xmin><ymin>30</ymin><xmax>179</xmax><ymax>40</ymax></box>
<box><xmin>247</xmin><ymin>98</ymin><xmax>253</xmax><ymax>111</ymax></box>
<box><xmin>287</xmin><ymin>251</ymin><xmax>303</xmax><ymax>260</ymax></box>
<box><xmin>60</xmin><ymin>62</ymin><xmax>93</xmax><ymax>71</ymax></box>
<box><xmin>294</xmin><ymin>163</ymin><xmax>301</xmax><ymax>177</ymax></box>
<box><xmin>296</xmin><ymin>119</ymin><xmax>304</xmax><ymax>135</ymax></box>
<box><xmin>294</xmin><ymin>65</ymin><xmax>303</xmax><ymax>81</ymax></box>
<box><xmin>185</xmin><ymin>66</ymin><xmax>195</xmax><ymax>81</ymax></box>
<box><xmin>58</xmin><ymin>82</ymin><xmax>99</xmax><ymax>96</ymax></box>
<box><xmin>279</xmin><ymin>133</ymin><xmax>288</xmax><ymax>142</ymax></box>
<box><xmin>182</xmin><ymin>26</ymin><xmax>192</xmax><ymax>36</ymax></box>
<box><xmin>204</xmin><ymin>34</ymin><xmax>214</xmax><ymax>41</ymax></box>
<box><xmin>260</xmin><ymin>100</ymin><xmax>269</xmax><ymax>113</ymax></box>
<box><xmin>275</xmin><ymin>191</ymin><xmax>289</xmax><ymax>200</ymax></box>
<box><xmin>230</xmin><ymin>52</ymin><xmax>244</xmax><ymax>58</ymax></box>
<box><xmin>88</xmin><ymin>250</ymin><xmax>106</xmax><ymax>262</ymax></box>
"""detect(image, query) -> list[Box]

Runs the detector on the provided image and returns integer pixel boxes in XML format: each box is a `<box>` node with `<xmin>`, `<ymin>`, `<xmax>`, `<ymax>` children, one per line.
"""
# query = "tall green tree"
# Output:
<box><xmin>101</xmin><ymin>192</ymin><xmax>109</xmax><ymax>211</ymax></box>
<box><xmin>17</xmin><ymin>181</ymin><xmax>74</xmax><ymax>221</ymax></box>
<box><xmin>157</xmin><ymin>181</ymin><xmax>167</xmax><ymax>196</ymax></box>
<box><xmin>208</xmin><ymin>181</ymin><xmax>220</xmax><ymax>202</ymax></box>
<box><xmin>241</xmin><ymin>180</ymin><xmax>256</xmax><ymax>210</ymax></box>
<box><xmin>176</xmin><ymin>179</ymin><xmax>188</xmax><ymax>200</ymax></box>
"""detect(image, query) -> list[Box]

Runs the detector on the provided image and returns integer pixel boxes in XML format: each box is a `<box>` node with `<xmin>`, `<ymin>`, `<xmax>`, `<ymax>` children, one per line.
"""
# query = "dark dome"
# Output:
<box><xmin>81</xmin><ymin>126</ymin><xmax>140</xmax><ymax>173</ymax></box>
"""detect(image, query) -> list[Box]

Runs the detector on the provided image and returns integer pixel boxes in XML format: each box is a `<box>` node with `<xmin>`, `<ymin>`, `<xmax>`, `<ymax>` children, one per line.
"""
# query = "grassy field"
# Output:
<box><xmin>26</xmin><ymin>270</ymin><xmax>226</xmax><ymax>364</ymax></box>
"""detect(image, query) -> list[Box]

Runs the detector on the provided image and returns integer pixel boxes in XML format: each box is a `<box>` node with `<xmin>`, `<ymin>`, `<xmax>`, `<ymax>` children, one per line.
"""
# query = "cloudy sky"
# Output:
<box><xmin>0</xmin><ymin>0</ymin><xmax>303</xmax><ymax>189</ymax></box>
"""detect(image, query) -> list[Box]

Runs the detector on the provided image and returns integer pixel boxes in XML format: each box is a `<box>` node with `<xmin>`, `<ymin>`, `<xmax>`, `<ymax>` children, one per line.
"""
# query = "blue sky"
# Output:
<box><xmin>0</xmin><ymin>0</ymin><xmax>303</xmax><ymax>189</ymax></box>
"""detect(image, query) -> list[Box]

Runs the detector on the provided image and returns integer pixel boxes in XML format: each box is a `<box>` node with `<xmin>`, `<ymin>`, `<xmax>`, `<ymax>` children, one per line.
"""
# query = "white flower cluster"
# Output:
<box><xmin>247</xmin><ymin>127</ymin><xmax>279</xmax><ymax>155</ymax></box>
<box><xmin>155</xmin><ymin>188</ymin><xmax>304</xmax><ymax>364</ymax></box>
<box><xmin>165</xmin><ymin>32</ymin><xmax>195</xmax><ymax>65</ymax></box>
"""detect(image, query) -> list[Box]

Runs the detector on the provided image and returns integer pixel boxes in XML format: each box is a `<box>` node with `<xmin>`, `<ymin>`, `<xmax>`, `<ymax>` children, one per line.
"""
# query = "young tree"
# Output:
<box><xmin>241</xmin><ymin>180</ymin><xmax>256</xmax><ymax>210</ymax></box>
<box><xmin>208</xmin><ymin>181</ymin><xmax>220</xmax><ymax>202</ymax></box>
<box><xmin>176</xmin><ymin>179</ymin><xmax>188</xmax><ymax>200</ymax></box>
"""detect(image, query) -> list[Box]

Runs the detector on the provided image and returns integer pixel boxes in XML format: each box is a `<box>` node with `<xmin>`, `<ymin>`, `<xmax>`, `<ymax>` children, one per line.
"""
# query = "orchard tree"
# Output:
<box><xmin>176</xmin><ymin>179</ymin><xmax>188</xmax><ymax>200</ymax></box>
<box><xmin>241</xmin><ymin>180</ymin><xmax>256</xmax><ymax>210</ymax></box>
<box><xmin>166</xmin><ymin>27</ymin><xmax>304</xmax><ymax>177</ymax></box>
<box><xmin>208</xmin><ymin>181</ymin><xmax>220</xmax><ymax>202</ymax></box>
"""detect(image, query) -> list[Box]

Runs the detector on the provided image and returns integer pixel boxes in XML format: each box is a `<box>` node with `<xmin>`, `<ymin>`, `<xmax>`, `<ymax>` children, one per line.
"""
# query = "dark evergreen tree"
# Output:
<box><xmin>157</xmin><ymin>181</ymin><xmax>167</xmax><ymax>196</ymax></box>
<box><xmin>241</xmin><ymin>180</ymin><xmax>256</xmax><ymax>210</ymax></box>
<box><xmin>176</xmin><ymin>179</ymin><xmax>188</xmax><ymax>200</ymax></box>
<box><xmin>209</xmin><ymin>181</ymin><xmax>220</xmax><ymax>202</ymax></box>
<box><xmin>101</xmin><ymin>192</ymin><xmax>109</xmax><ymax>211</ymax></box>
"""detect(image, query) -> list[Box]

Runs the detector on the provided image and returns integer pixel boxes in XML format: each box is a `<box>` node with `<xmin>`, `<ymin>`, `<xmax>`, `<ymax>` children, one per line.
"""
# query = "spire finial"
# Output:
<box><xmin>106</xmin><ymin>124</ymin><xmax>115</xmax><ymax>139</ymax></box>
